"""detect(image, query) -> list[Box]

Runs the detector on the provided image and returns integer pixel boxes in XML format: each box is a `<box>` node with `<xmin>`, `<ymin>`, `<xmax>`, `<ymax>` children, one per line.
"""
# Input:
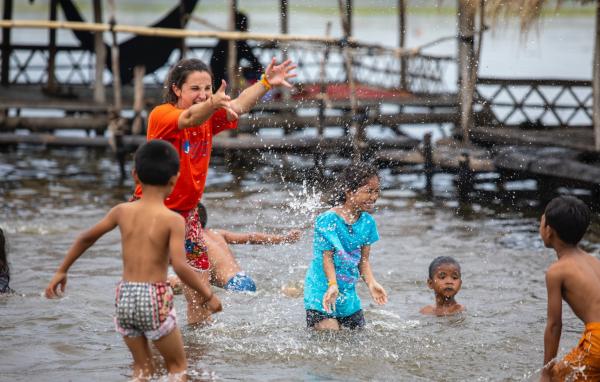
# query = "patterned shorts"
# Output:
<box><xmin>179</xmin><ymin>207</ymin><xmax>210</xmax><ymax>271</ymax></box>
<box><xmin>114</xmin><ymin>281</ymin><xmax>177</xmax><ymax>341</ymax></box>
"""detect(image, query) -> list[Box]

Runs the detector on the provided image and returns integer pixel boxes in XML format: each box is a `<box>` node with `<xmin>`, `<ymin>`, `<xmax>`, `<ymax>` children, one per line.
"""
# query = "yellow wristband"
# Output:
<box><xmin>328</xmin><ymin>280</ymin><xmax>337</xmax><ymax>287</ymax></box>
<box><xmin>260</xmin><ymin>74</ymin><xmax>272</xmax><ymax>91</ymax></box>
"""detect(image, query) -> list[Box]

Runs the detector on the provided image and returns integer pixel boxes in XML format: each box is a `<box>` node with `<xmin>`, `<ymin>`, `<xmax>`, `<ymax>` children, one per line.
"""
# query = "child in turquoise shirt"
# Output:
<box><xmin>304</xmin><ymin>162</ymin><xmax>388</xmax><ymax>330</ymax></box>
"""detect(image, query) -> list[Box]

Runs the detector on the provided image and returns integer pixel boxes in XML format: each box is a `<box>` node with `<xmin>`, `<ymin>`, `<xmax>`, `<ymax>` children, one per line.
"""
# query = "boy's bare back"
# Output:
<box><xmin>547</xmin><ymin>250</ymin><xmax>600</xmax><ymax>324</ymax></box>
<box><xmin>116</xmin><ymin>199</ymin><xmax>185</xmax><ymax>283</ymax></box>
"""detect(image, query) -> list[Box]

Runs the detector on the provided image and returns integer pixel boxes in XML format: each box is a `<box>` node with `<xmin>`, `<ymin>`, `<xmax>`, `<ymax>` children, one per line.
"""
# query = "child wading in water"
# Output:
<box><xmin>539</xmin><ymin>196</ymin><xmax>600</xmax><ymax>381</ymax></box>
<box><xmin>45</xmin><ymin>140</ymin><xmax>221</xmax><ymax>381</ymax></box>
<box><xmin>419</xmin><ymin>256</ymin><xmax>464</xmax><ymax>316</ymax></box>
<box><xmin>304</xmin><ymin>163</ymin><xmax>388</xmax><ymax>330</ymax></box>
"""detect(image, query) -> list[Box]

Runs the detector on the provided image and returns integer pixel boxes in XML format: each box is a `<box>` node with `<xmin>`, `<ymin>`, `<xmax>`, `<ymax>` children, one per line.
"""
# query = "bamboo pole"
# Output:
<box><xmin>107</xmin><ymin>1</ymin><xmax>121</xmax><ymax>113</ymax></box>
<box><xmin>315</xmin><ymin>21</ymin><xmax>333</xmax><ymax>175</ymax></box>
<box><xmin>92</xmin><ymin>0</ymin><xmax>106</xmax><ymax>104</ymax></box>
<box><xmin>594</xmin><ymin>0</ymin><xmax>600</xmax><ymax>151</ymax></box>
<box><xmin>1</xmin><ymin>0</ymin><xmax>13</xmax><ymax>86</ymax></box>
<box><xmin>228</xmin><ymin>0</ymin><xmax>239</xmax><ymax>98</ymax></box>
<box><xmin>398</xmin><ymin>0</ymin><xmax>407</xmax><ymax>90</ymax></box>
<box><xmin>132</xmin><ymin>65</ymin><xmax>145</xmax><ymax>135</ymax></box>
<box><xmin>46</xmin><ymin>0</ymin><xmax>58</xmax><ymax>93</ymax></box>
<box><xmin>337</xmin><ymin>0</ymin><xmax>362</xmax><ymax>162</ymax></box>
<box><xmin>179</xmin><ymin>0</ymin><xmax>187</xmax><ymax>59</ymax></box>
<box><xmin>457</xmin><ymin>0</ymin><xmax>476</xmax><ymax>144</ymax></box>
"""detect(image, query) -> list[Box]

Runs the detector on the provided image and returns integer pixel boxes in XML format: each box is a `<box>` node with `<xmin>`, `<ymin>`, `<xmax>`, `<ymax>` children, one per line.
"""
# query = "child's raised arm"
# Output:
<box><xmin>45</xmin><ymin>206</ymin><xmax>119</xmax><ymax>298</ymax></box>
<box><xmin>541</xmin><ymin>267</ymin><xmax>564</xmax><ymax>380</ymax></box>
<box><xmin>168</xmin><ymin>214</ymin><xmax>222</xmax><ymax>313</ymax></box>
<box><xmin>229</xmin><ymin>58</ymin><xmax>297</xmax><ymax>117</ymax></box>
<box><xmin>217</xmin><ymin>229</ymin><xmax>302</xmax><ymax>245</ymax></box>
<box><xmin>358</xmin><ymin>246</ymin><xmax>388</xmax><ymax>306</ymax></box>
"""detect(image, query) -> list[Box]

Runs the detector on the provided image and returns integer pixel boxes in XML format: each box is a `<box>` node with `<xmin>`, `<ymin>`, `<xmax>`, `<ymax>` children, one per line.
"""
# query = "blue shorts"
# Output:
<box><xmin>224</xmin><ymin>272</ymin><xmax>256</xmax><ymax>292</ymax></box>
<box><xmin>306</xmin><ymin>309</ymin><xmax>365</xmax><ymax>330</ymax></box>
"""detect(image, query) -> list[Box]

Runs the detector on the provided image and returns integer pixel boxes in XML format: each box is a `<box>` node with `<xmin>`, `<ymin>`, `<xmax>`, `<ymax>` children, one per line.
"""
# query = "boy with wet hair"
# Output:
<box><xmin>539</xmin><ymin>196</ymin><xmax>600</xmax><ymax>381</ymax></box>
<box><xmin>420</xmin><ymin>256</ymin><xmax>464</xmax><ymax>316</ymax></box>
<box><xmin>45</xmin><ymin>140</ymin><xmax>221</xmax><ymax>381</ymax></box>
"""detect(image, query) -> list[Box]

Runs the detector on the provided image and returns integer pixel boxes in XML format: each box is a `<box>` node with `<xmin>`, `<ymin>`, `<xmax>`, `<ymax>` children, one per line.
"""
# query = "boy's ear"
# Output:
<box><xmin>427</xmin><ymin>278</ymin><xmax>433</xmax><ymax>289</ymax></box>
<box><xmin>169</xmin><ymin>171</ymin><xmax>180</xmax><ymax>186</ymax></box>
<box><xmin>132</xmin><ymin>169</ymin><xmax>141</xmax><ymax>185</ymax></box>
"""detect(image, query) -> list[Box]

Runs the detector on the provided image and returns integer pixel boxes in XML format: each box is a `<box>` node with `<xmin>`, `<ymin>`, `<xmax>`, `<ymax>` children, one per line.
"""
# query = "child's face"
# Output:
<box><xmin>173</xmin><ymin>70</ymin><xmax>213</xmax><ymax>109</ymax></box>
<box><xmin>346</xmin><ymin>176</ymin><xmax>380</xmax><ymax>212</ymax></box>
<box><xmin>428</xmin><ymin>263</ymin><xmax>462</xmax><ymax>299</ymax></box>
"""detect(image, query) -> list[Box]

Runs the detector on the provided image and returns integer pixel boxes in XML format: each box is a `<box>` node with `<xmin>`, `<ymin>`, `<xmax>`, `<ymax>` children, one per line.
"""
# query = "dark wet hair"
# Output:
<box><xmin>428</xmin><ymin>256</ymin><xmax>461</xmax><ymax>279</ymax></box>
<box><xmin>163</xmin><ymin>58</ymin><xmax>213</xmax><ymax>104</ymax></box>
<box><xmin>134</xmin><ymin>140</ymin><xmax>180</xmax><ymax>186</ymax></box>
<box><xmin>333</xmin><ymin>162</ymin><xmax>380</xmax><ymax>204</ymax></box>
<box><xmin>544</xmin><ymin>196</ymin><xmax>591</xmax><ymax>245</ymax></box>
<box><xmin>197</xmin><ymin>202</ymin><xmax>207</xmax><ymax>228</ymax></box>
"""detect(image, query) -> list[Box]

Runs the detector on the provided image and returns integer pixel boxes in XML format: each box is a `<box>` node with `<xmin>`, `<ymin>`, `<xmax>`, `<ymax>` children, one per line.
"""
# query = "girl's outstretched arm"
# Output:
<box><xmin>359</xmin><ymin>246</ymin><xmax>388</xmax><ymax>305</ymax></box>
<box><xmin>229</xmin><ymin>58</ymin><xmax>297</xmax><ymax>118</ymax></box>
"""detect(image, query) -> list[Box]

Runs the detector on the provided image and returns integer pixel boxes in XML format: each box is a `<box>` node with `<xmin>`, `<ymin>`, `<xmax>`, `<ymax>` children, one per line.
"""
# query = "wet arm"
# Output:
<box><xmin>217</xmin><ymin>229</ymin><xmax>299</xmax><ymax>245</ymax></box>
<box><xmin>543</xmin><ymin>269</ymin><xmax>563</xmax><ymax>367</ymax></box>
<box><xmin>178</xmin><ymin>99</ymin><xmax>215</xmax><ymax>129</ymax></box>
<box><xmin>169</xmin><ymin>215</ymin><xmax>213</xmax><ymax>299</ymax></box>
<box><xmin>323</xmin><ymin>250</ymin><xmax>337</xmax><ymax>285</ymax></box>
<box><xmin>358</xmin><ymin>246</ymin><xmax>375</xmax><ymax>286</ymax></box>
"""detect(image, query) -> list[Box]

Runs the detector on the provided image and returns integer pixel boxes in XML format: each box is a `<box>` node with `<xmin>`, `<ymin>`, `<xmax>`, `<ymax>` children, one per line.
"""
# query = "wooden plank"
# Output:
<box><xmin>470</xmin><ymin>126</ymin><xmax>597</xmax><ymax>153</ymax></box>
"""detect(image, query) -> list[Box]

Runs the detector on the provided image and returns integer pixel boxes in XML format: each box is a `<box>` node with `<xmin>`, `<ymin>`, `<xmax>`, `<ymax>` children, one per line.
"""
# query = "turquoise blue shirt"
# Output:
<box><xmin>304</xmin><ymin>210</ymin><xmax>379</xmax><ymax>317</ymax></box>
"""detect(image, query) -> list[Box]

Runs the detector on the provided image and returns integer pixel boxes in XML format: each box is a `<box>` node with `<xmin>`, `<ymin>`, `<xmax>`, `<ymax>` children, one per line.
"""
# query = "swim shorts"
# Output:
<box><xmin>179</xmin><ymin>208</ymin><xmax>210</xmax><ymax>271</ymax></box>
<box><xmin>306</xmin><ymin>309</ymin><xmax>365</xmax><ymax>329</ymax></box>
<box><xmin>552</xmin><ymin>322</ymin><xmax>600</xmax><ymax>381</ymax></box>
<box><xmin>224</xmin><ymin>272</ymin><xmax>256</xmax><ymax>292</ymax></box>
<box><xmin>114</xmin><ymin>281</ymin><xmax>177</xmax><ymax>341</ymax></box>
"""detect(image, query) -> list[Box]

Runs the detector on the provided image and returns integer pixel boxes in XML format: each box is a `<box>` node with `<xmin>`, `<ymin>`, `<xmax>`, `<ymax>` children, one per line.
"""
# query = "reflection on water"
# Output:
<box><xmin>0</xmin><ymin>147</ymin><xmax>599</xmax><ymax>381</ymax></box>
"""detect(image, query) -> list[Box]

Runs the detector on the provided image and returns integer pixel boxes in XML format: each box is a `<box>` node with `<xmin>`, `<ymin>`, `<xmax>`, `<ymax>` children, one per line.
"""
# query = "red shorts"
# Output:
<box><xmin>179</xmin><ymin>207</ymin><xmax>210</xmax><ymax>271</ymax></box>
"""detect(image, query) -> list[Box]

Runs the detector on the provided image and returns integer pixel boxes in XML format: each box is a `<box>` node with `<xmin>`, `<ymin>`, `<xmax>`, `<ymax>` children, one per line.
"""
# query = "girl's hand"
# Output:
<box><xmin>264</xmin><ymin>58</ymin><xmax>297</xmax><ymax>89</ymax></box>
<box><xmin>322</xmin><ymin>284</ymin><xmax>339</xmax><ymax>313</ymax></box>
<box><xmin>211</xmin><ymin>80</ymin><xmax>239</xmax><ymax>120</ymax></box>
<box><xmin>368</xmin><ymin>281</ymin><xmax>388</xmax><ymax>305</ymax></box>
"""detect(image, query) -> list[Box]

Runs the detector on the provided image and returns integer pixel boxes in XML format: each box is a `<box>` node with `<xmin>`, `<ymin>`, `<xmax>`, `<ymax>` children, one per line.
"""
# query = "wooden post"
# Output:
<box><xmin>92</xmin><ymin>0</ymin><xmax>106</xmax><ymax>104</ymax></box>
<box><xmin>457</xmin><ymin>152</ymin><xmax>472</xmax><ymax>202</ymax></box>
<box><xmin>457</xmin><ymin>0</ymin><xmax>476</xmax><ymax>144</ymax></box>
<box><xmin>132</xmin><ymin>65</ymin><xmax>145</xmax><ymax>135</ymax></box>
<box><xmin>594</xmin><ymin>0</ymin><xmax>600</xmax><ymax>151</ymax></box>
<box><xmin>338</xmin><ymin>0</ymin><xmax>361</xmax><ymax>162</ymax></box>
<box><xmin>1</xmin><ymin>0</ymin><xmax>13</xmax><ymax>86</ymax></box>
<box><xmin>423</xmin><ymin>132</ymin><xmax>433</xmax><ymax>197</ymax></box>
<box><xmin>280</xmin><ymin>0</ymin><xmax>288</xmax><ymax>35</ymax></box>
<box><xmin>46</xmin><ymin>0</ymin><xmax>58</xmax><ymax>93</ymax></box>
<box><xmin>227</xmin><ymin>0</ymin><xmax>238</xmax><ymax>96</ymax></box>
<box><xmin>315</xmin><ymin>21</ymin><xmax>332</xmax><ymax>177</ymax></box>
<box><xmin>398</xmin><ymin>0</ymin><xmax>407</xmax><ymax>90</ymax></box>
<box><xmin>108</xmin><ymin>0</ymin><xmax>121</xmax><ymax>113</ymax></box>
<box><xmin>345</xmin><ymin>0</ymin><xmax>353</xmax><ymax>37</ymax></box>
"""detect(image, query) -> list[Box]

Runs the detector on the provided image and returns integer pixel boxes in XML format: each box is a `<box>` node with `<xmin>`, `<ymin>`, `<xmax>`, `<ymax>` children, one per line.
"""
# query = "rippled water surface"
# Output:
<box><xmin>2</xmin><ymin>147</ymin><xmax>600</xmax><ymax>381</ymax></box>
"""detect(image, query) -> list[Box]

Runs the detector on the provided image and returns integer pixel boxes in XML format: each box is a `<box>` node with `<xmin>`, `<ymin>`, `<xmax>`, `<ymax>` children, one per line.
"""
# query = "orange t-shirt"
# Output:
<box><xmin>134</xmin><ymin>103</ymin><xmax>237</xmax><ymax>211</ymax></box>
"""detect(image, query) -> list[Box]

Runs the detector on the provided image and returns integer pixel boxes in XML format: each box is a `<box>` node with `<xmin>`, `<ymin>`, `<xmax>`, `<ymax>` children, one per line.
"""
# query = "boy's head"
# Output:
<box><xmin>197</xmin><ymin>202</ymin><xmax>207</xmax><ymax>229</ymax></box>
<box><xmin>540</xmin><ymin>196</ymin><xmax>591</xmax><ymax>247</ymax></box>
<box><xmin>427</xmin><ymin>256</ymin><xmax>462</xmax><ymax>299</ymax></box>
<box><xmin>134</xmin><ymin>140</ymin><xmax>180</xmax><ymax>186</ymax></box>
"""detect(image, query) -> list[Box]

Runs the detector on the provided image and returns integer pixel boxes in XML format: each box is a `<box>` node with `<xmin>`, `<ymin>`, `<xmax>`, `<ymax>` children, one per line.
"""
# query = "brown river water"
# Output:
<box><xmin>1</xmin><ymin>146</ymin><xmax>600</xmax><ymax>381</ymax></box>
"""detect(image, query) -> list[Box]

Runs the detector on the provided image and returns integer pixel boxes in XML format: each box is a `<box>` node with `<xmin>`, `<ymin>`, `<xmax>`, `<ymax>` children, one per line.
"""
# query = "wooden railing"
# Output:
<box><xmin>1</xmin><ymin>42</ymin><xmax>455</xmax><ymax>95</ymax></box>
<box><xmin>475</xmin><ymin>77</ymin><xmax>593</xmax><ymax>128</ymax></box>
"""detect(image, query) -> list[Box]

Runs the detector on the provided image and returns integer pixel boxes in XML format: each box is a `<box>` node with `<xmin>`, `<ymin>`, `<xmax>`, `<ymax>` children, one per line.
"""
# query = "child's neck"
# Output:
<box><xmin>555</xmin><ymin>242</ymin><xmax>584</xmax><ymax>259</ymax></box>
<box><xmin>435</xmin><ymin>294</ymin><xmax>459</xmax><ymax>309</ymax></box>
<box><xmin>335</xmin><ymin>204</ymin><xmax>361</xmax><ymax>223</ymax></box>
<box><xmin>139</xmin><ymin>184</ymin><xmax>171</xmax><ymax>202</ymax></box>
